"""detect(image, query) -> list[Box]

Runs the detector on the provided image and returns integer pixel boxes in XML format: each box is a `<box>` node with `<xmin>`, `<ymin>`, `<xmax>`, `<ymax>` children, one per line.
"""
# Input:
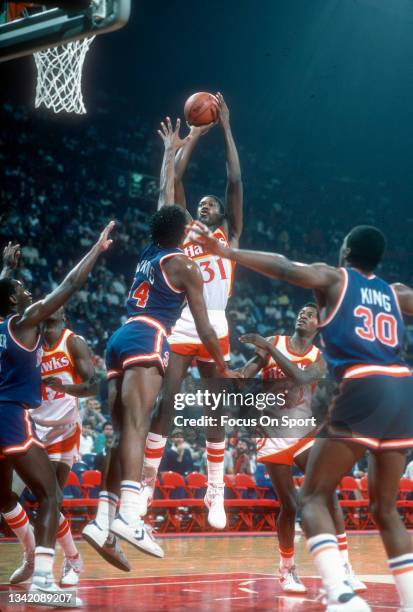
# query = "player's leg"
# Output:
<box><xmin>110</xmin><ymin>365</ymin><xmax>164</xmax><ymax>557</ymax></box>
<box><xmin>82</xmin><ymin>377</ymin><xmax>130</xmax><ymax>571</ymax></box>
<box><xmin>197</xmin><ymin>360</ymin><xmax>227</xmax><ymax>529</ymax></box>
<box><xmin>138</xmin><ymin>352</ymin><xmax>192</xmax><ymax>516</ymax></box>
<box><xmin>297</xmin><ymin>448</ymin><xmax>366</xmax><ymax>593</ymax></box>
<box><xmin>1</xmin><ymin>464</ymin><xmax>36</xmax><ymax>584</ymax></box>
<box><xmin>52</xmin><ymin>460</ymin><xmax>83</xmax><ymax>587</ymax></box>
<box><xmin>265</xmin><ymin>461</ymin><xmax>307</xmax><ymax>593</ymax></box>
<box><xmin>368</xmin><ymin>449</ymin><xmax>413</xmax><ymax>609</ymax></box>
<box><xmin>10</xmin><ymin>445</ymin><xmax>62</xmax><ymax>592</ymax></box>
<box><xmin>300</xmin><ymin>437</ymin><xmax>369</xmax><ymax>609</ymax></box>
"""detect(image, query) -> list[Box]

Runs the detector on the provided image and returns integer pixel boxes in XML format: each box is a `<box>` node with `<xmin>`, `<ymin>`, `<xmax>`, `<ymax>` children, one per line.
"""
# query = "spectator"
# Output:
<box><xmin>232</xmin><ymin>439</ymin><xmax>252</xmax><ymax>475</ymax></box>
<box><xmin>94</xmin><ymin>435</ymin><xmax>113</xmax><ymax>473</ymax></box>
<box><xmin>82</xmin><ymin>398</ymin><xmax>107</xmax><ymax>430</ymax></box>
<box><xmin>160</xmin><ymin>429</ymin><xmax>194</xmax><ymax>475</ymax></box>
<box><xmin>94</xmin><ymin>421</ymin><xmax>114</xmax><ymax>454</ymax></box>
<box><xmin>80</xmin><ymin>421</ymin><xmax>95</xmax><ymax>456</ymax></box>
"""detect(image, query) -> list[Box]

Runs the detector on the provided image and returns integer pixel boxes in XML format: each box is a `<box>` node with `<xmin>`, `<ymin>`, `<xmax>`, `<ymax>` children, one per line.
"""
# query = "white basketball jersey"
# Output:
<box><xmin>31</xmin><ymin>329</ymin><xmax>81</xmax><ymax>428</ymax></box>
<box><xmin>170</xmin><ymin>226</ymin><xmax>234</xmax><ymax>342</ymax></box>
<box><xmin>261</xmin><ymin>335</ymin><xmax>321</xmax><ymax>416</ymax></box>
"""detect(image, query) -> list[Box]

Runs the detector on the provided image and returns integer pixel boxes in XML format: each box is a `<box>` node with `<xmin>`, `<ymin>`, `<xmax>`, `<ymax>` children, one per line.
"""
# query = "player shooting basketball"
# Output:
<box><xmin>81</xmin><ymin>114</ymin><xmax>240</xmax><ymax>567</ymax></box>
<box><xmin>138</xmin><ymin>92</ymin><xmax>243</xmax><ymax>531</ymax></box>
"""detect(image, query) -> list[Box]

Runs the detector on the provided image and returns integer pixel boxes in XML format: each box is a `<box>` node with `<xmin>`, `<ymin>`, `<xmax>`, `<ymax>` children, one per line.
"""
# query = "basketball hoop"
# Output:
<box><xmin>34</xmin><ymin>36</ymin><xmax>95</xmax><ymax>114</ymax></box>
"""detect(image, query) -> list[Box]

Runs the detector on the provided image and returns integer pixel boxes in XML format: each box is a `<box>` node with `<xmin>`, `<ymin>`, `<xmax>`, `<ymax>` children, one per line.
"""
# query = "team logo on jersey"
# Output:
<box><xmin>41</xmin><ymin>352</ymin><xmax>70</xmax><ymax>374</ymax></box>
<box><xmin>163</xmin><ymin>351</ymin><xmax>170</xmax><ymax>368</ymax></box>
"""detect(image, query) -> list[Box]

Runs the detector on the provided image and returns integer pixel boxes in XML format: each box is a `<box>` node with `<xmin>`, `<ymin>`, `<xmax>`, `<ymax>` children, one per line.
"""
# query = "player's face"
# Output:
<box><xmin>295</xmin><ymin>307</ymin><xmax>319</xmax><ymax>335</ymax></box>
<box><xmin>12</xmin><ymin>280</ymin><xmax>32</xmax><ymax>312</ymax></box>
<box><xmin>197</xmin><ymin>197</ymin><xmax>222</xmax><ymax>227</ymax></box>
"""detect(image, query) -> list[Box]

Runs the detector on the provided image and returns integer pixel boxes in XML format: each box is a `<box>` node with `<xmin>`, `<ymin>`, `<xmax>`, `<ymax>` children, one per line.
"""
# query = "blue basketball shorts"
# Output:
<box><xmin>105</xmin><ymin>316</ymin><xmax>170</xmax><ymax>380</ymax></box>
<box><xmin>0</xmin><ymin>402</ymin><xmax>44</xmax><ymax>458</ymax></box>
<box><xmin>321</xmin><ymin>374</ymin><xmax>413</xmax><ymax>451</ymax></box>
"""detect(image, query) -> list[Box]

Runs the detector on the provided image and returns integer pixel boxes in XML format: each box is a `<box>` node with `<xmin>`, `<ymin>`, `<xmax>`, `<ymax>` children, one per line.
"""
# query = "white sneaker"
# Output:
<box><xmin>136</xmin><ymin>482</ymin><xmax>154</xmax><ymax>517</ymax></box>
<box><xmin>110</xmin><ymin>514</ymin><xmax>164</xmax><ymax>558</ymax></box>
<box><xmin>344</xmin><ymin>563</ymin><xmax>367</xmax><ymax>593</ymax></box>
<box><xmin>60</xmin><ymin>554</ymin><xmax>83</xmax><ymax>587</ymax></box>
<box><xmin>204</xmin><ymin>483</ymin><xmax>226</xmax><ymax>529</ymax></box>
<box><xmin>327</xmin><ymin>592</ymin><xmax>371</xmax><ymax>611</ymax></box>
<box><xmin>82</xmin><ymin>520</ymin><xmax>130</xmax><ymax>571</ymax></box>
<box><xmin>279</xmin><ymin>566</ymin><xmax>308</xmax><ymax>593</ymax></box>
<box><xmin>9</xmin><ymin>549</ymin><xmax>34</xmax><ymax>584</ymax></box>
<box><xmin>30</xmin><ymin>573</ymin><xmax>83</xmax><ymax>607</ymax></box>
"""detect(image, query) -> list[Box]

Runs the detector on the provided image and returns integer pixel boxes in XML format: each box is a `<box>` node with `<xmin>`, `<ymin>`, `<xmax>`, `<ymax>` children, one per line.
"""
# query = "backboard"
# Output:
<box><xmin>0</xmin><ymin>0</ymin><xmax>131</xmax><ymax>63</ymax></box>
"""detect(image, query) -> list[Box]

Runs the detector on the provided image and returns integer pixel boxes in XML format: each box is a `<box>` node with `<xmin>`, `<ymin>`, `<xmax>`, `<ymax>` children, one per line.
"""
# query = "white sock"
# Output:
<box><xmin>120</xmin><ymin>481</ymin><xmax>141</xmax><ymax>526</ymax></box>
<box><xmin>389</xmin><ymin>553</ymin><xmax>413</xmax><ymax>607</ymax></box>
<box><xmin>34</xmin><ymin>546</ymin><xmax>54</xmax><ymax>575</ymax></box>
<box><xmin>279</xmin><ymin>545</ymin><xmax>295</xmax><ymax>570</ymax></box>
<box><xmin>57</xmin><ymin>513</ymin><xmax>78</xmax><ymax>559</ymax></box>
<box><xmin>142</xmin><ymin>432</ymin><xmax>167</xmax><ymax>485</ymax></box>
<box><xmin>307</xmin><ymin>533</ymin><xmax>351</xmax><ymax>599</ymax></box>
<box><xmin>95</xmin><ymin>491</ymin><xmax>118</xmax><ymax>531</ymax></box>
<box><xmin>206</xmin><ymin>441</ymin><xmax>225</xmax><ymax>485</ymax></box>
<box><xmin>337</xmin><ymin>532</ymin><xmax>349</xmax><ymax>565</ymax></box>
<box><xmin>3</xmin><ymin>503</ymin><xmax>35</xmax><ymax>553</ymax></box>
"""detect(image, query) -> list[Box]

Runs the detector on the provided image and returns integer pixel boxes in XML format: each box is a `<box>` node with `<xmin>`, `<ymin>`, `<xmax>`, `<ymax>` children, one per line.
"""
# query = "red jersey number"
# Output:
<box><xmin>132</xmin><ymin>281</ymin><xmax>150</xmax><ymax>308</ymax></box>
<box><xmin>199</xmin><ymin>258</ymin><xmax>228</xmax><ymax>284</ymax></box>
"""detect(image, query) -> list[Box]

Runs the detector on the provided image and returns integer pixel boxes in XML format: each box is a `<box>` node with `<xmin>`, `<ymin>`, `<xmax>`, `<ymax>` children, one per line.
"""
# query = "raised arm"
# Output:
<box><xmin>44</xmin><ymin>335</ymin><xmax>98</xmax><ymax>398</ymax></box>
<box><xmin>157</xmin><ymin>117</ymin><xmax>190</xmax><ymax>210</ymax></box>
<box><xmin>189</xmin><ymin>221</ymin><xmax>341</xmax><ymax>291</ymax></box>
<box><xmin>216</xmin><ymin>93</ymin><xmax>243</xmax><ymax>245</ymax></box>
<box><xmin>16</xmin><ymin>221</ymin><xmax>114</xmax><ymax>333</ymax></box>
<box><xmin>1</xmin><ymin>242</ymin><xmax>21</xmax><ymax>279</ymax></box>
<box><xmin>174</xmin><ymin>122</ymin><xmax>216</xmax><ymax>210</ymax></box>
<box><xmin>392</xmin><ymin>283</ymin><xmax>413</xmax><ymax>316</ymax></box>
<box><xmin>240</xmin><ymin>333</ymin><xmax>326</xmax><ymax>385</ymax></box>
<box><xmin>240</xmin><ymin>354</ymin><xmax>266</xmax><ymax>378</ymax></box>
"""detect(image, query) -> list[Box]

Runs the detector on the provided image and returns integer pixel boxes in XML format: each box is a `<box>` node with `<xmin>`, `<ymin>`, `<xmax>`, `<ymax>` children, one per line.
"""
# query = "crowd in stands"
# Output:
<box><xmin>1</xmin><ymin>97</ymin><xmax>413</xmax><ymax>483</ymax></box>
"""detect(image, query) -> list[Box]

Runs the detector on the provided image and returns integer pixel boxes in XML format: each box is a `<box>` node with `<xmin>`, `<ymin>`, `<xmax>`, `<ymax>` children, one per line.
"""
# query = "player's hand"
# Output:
<box><xmin>158</xmin><ymin>117</ymin><xmax>191</xmax><ymax>151</ymax></box>
<box><xmin>186</xmin><ymin>220</ymin><xmax>227</xmax><ymax>256</ymax></box>
<box><xmin>43</xmin><ymin>376</ymin><xmax>65</xmax><ymax>391</ymax></box>
<box><xmin>215</xmin><ymin>92</ymin><xmax>229</xmax><ymax>128</ymax></box>
<box><xmin>2</xmin><ymin>241</ymin><xmax>21</xmax><ymax>270</ymax></box>
<box><xmin>188</xmin><ymin>122</ymin><xmax>216</xmax><ymax>136</ymax></box>
<box><xmin>96</xmin><ymin>220</ymin><xmax>115</xmax><ymax>253</ymax></box>
<box><xmin>239</xmin><ymin>334</ymin><xmax>270</xmax><ymax>353</ymax></box>
<box><xmin>219</xmin><ymin>367</ymin><xmax>244</xmax><ymax>379</ymax></box>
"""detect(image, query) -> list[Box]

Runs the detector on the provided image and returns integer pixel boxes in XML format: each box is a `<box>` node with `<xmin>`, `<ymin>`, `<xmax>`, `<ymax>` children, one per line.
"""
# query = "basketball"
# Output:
<box><xmin>184</xmin><ymin>92</ymin><xmax>218</xmax><ymax>127</ymax></box>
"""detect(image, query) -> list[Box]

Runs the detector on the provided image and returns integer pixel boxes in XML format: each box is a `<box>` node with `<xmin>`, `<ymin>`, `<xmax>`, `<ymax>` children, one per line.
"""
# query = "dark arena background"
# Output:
<box><xmin>0</xmin><ymin>1</ymin><xmax>413</xmax><ymax>611</ymax></box>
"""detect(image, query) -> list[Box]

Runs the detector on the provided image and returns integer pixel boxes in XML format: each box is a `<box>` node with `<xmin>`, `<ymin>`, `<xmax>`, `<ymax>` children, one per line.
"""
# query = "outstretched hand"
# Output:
<box><xmin>43</xmin><ymin>376</ymin><xmax>64</xmax><ymax>391</ymax></box>
<box><xmin>239</xmin><ymin>333</ymin><xmax>270</xmax><ymax>351</ymax></box>
<box><xmin>220</xmin><ymin>367</ymin><xmax>244</xmax><ymax>379</ymax></box>
<box><xmin>215</xmin><ymin>91</ymin><xmax>229</xmax><ymax>127</ymax></box>
<box><xmin>2</xmin><ymin>241</ymin><xmax>21</xmax><ymax>270</ymax></box>
<box><xmin>185</xmin><ymin>220</ymin><xmax>227</xmax><ymax>256</ymax></box>
<box><xmin>158</xmin><ymin>117</ymin><xmax>191</xmax><ymax>150</ymax></box>
<box><xmin>96</xmin><ymin>220</ymin><xmax>115</xmax><ymax>253</ymax></box>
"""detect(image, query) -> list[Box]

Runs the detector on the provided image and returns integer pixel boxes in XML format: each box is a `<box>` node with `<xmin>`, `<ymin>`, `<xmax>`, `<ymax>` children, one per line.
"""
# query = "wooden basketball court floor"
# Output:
<box><xmin>0</xmin><ymin>532</ymin><xmax>411</xmax><ymax>610</ymax></box>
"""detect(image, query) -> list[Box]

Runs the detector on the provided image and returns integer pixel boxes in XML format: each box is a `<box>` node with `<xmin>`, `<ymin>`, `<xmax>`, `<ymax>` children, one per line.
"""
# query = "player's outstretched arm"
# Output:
<box><xmin>174</xmin><ymin>122</ymin><xmax>216</xmax><ymax>210</ymax></box>
<box><xmin>240</xmin><ymin>354</ymin><xmax>266</xmax><ymax>378</ymax></box>
<box><xmin>392</xmin><ymin>283</ymin><xmax>413</xmax><ymax>316</ymax></box>
<box><xmin>16</xmin><ymin>221</ymin><xmax>114</xmax><ymax>331</ymax></box>
<box><xmin>216</xmin><ymin>93</ymin><xmax>243</xmax><ymax>246</ymax></box>
<box><xmin>240</xmin><ymin>333</ymin><xmax>326</xmax><ymax>385</ymax></box>
<box><xmin>1</xmin><ymin>242</ymin><xmax>21</xmax><ymax>279</ymax></box>
<box><xmin>43</xmin><ymin>335</ymin><xmax>98</xmax><ymax>398</ymax></box>
<box><xmin>189</xmin><ymin>221</ymin><xmax>341</xmax><ymax>291</ymax></box>
<box><xmin>157</xmin><ymin>117</ymin><xmax>190</xmax><ymax>211</ymax></box>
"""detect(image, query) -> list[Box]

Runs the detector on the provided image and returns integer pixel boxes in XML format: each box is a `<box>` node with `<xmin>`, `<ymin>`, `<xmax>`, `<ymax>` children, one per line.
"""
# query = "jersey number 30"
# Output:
<box><xmin>354</xmin><ymin>306</ymin><xmax>398</xmax><ymax>347</ymax></box>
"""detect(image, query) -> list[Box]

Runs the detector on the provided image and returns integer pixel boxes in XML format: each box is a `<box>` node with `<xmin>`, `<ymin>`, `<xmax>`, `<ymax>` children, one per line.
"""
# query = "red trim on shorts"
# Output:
<box><xmin>257</xmin><ymin>438</ymin><xmax>314</xmax><ymax>466</ymax></box>
<box><xmin>46</xmin><ymin>425</ymin><xmax>80</xmax><ymax>455</ymax></box>
<box><xmin>170</xmin><ymin>335</ymin><xmax>230</xmax><ymax>362</ymax></box>
<box><xmin>343</xmin><ymin>364</ymin><xmax>412</xmax><ymax>379</ymax></box>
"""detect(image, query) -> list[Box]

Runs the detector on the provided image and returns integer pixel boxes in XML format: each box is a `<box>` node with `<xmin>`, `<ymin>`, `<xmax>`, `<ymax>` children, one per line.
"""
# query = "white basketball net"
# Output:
<box><xmin>34</xmin><ymin>37</ymin><xmax>95</xmax><ymax>114</ymax></box>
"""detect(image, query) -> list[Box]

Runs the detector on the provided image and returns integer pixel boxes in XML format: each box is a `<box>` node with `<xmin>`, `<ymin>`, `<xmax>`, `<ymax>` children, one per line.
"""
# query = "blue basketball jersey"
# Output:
<box><xmin>126</xmin><ymin>243</ymin><xmax>187</xmax><ymax>332</ymax></box>
<box><xmin>0</xmin><ymin>315</ymin><xmax>42</xmax><ymax>407</ymax></box>
<box><xmin>319</xmin><ymin>267</ymin><xmax>408</xmax><ymax>381</ymax></box>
